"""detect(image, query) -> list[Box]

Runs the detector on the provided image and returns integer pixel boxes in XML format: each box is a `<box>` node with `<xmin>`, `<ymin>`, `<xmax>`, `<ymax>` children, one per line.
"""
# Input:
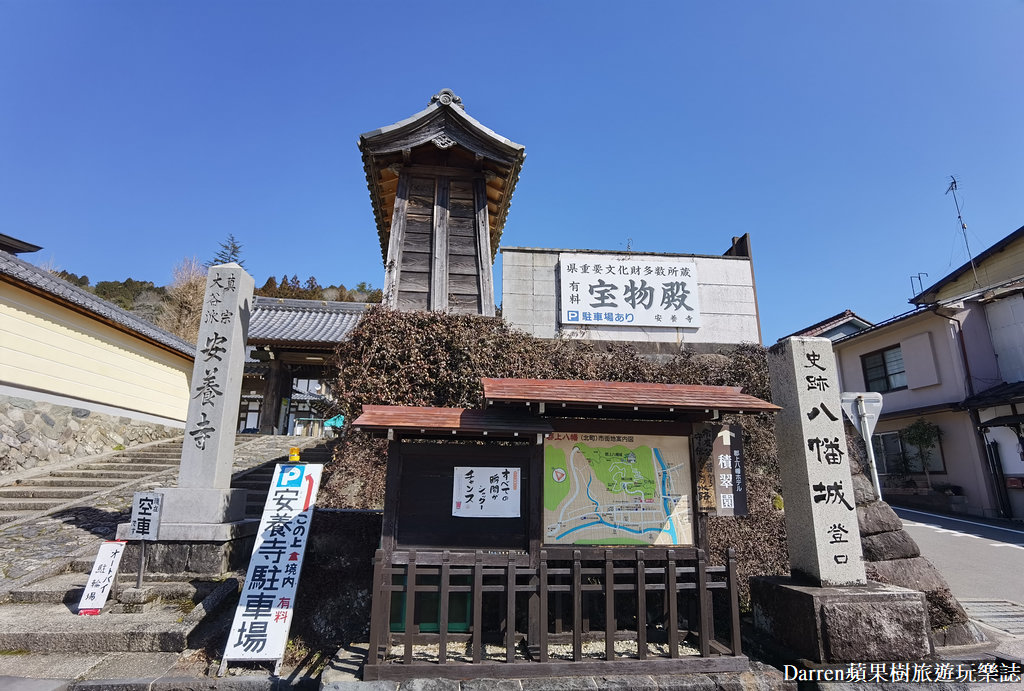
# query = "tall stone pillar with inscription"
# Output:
<box><xmin>118</xmin><ymin>263</ymin><xmax>255</xmax><ymax>571</ymax></box>
<box><xmin>749</xmin><ymin>337</ymin><xmax>931</xmax><ymax>664</ymax></box>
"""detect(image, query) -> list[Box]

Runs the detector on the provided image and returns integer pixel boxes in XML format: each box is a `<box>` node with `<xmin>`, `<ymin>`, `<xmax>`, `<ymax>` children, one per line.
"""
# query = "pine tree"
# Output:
<box><xmin>256</xmin><ymin>276</ymin><xmax>279</xmax><ymax>297</ymax></box>
<box><xmin>208</xmin><ymin>234</ymin><xmax>245</xmax><ymax>268</ymax></box>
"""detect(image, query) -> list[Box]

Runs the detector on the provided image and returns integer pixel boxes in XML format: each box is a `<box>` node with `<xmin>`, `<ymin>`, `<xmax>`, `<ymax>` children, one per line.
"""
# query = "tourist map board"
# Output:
<box><xmin>543</xmin><ymin>433</ymin><xmax>693</xmax><ymax>546</ymax></box>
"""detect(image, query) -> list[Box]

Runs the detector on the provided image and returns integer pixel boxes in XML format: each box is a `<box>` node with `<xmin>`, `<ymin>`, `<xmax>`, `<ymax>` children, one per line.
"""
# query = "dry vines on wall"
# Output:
<box><xmin>322</xmin><ymin>307</ymin><xmax>788</xmax><ymax>604</ymax></box>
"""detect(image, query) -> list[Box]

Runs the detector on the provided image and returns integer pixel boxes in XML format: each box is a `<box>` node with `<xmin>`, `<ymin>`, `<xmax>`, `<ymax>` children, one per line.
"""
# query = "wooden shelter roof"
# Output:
<box><xmin>353</xmin><ymin>405</ymin><xmax>553</xmax><ymax>438</ymax></box>
<box><xmin>359</xmin><ymin>89</ymin><xmax>525</xmax><ymax>264</ymax></box>
<box><xmin>481</xmin><ymin>378</ymin><xmax>779</xmax><ymax>415</ymax></box>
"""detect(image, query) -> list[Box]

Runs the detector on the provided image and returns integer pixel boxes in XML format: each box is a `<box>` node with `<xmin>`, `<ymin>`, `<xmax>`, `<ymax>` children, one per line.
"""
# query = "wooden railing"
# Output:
<box><xmin>364</xmin><ymin>547</ymin><xmax>744</xmax><ymax>680</ymax></box>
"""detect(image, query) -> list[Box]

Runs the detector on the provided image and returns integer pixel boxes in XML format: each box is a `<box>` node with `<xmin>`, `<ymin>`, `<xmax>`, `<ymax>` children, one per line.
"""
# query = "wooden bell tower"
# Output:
<box><xmin>360</xmin><ymin>89</ymin><xmax>525</xmax><ymax>315</ymax></box>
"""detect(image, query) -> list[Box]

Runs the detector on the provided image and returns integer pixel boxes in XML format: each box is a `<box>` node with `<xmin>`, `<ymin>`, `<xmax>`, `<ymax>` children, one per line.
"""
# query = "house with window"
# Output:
<box><xmin>829</xmin><ymin>224</ymin><xmax>1024</xmax><ymax>519</ymax></box>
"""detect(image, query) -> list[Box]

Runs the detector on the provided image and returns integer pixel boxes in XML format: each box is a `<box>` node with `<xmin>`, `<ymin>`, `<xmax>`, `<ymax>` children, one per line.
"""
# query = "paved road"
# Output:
<box><xmin>894</xmin><ymin>507</ymin><xmax>1024</xmax><ymax>603</ymax></box>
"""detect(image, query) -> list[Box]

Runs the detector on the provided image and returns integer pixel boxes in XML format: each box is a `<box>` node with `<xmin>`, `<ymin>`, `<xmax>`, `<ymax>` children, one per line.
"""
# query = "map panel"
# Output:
<box><xmin>543</xmin><ymin>433</ymin><xmax>693</xmax><ymax>546</ymax></box>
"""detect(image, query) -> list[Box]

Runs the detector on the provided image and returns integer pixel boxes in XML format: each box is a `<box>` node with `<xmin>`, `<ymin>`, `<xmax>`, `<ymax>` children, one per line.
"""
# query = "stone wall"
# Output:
<box><xmin>0</xmin><ymin>393</ymin><xmax>183</xmax><ymax>477</ymax></box>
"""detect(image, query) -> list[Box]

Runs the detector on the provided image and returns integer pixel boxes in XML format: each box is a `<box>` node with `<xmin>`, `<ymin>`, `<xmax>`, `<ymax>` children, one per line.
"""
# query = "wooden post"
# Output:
<box><xmin>473</xmin><ymin>177</ymin><xmax>495</xmax><ymax>316</ymax></box>
<box><xmin>506</xmin><ymin>555</ymin><xmax>516</xmax><ymax>663</ymax></box>
<box><xmin>439</xmin><ymin>550</ymin><xmax>451</xmax><ymax>664</ymax></box>
<box><xmin>430</xmin><ymin>176</ymin><xmax>450</xmax><ymax>310</ymax></box>
<box><xmin>727</xmin><ymin>548</ymin><xmax>742</xmax><ymax>655</ymax></box>
<box><xmin>366</xmin><ymin>550</ymin><xmax>386</xmax><ymax>666</ymax></box>
<box><xmin>604</xmin><ymin>549</ymin><xmax>615</xmax><ymax>661</ymax></box>
<box><xmin>538</xmin><ymin>551</ymin><xmax>549</xmax><ymax>662</ymax></box>
<box><xmin>403</xmin><ymin>551</ymin><xmax>417</xmax><ymax>665</ymax></box>
<box><xmin>667</xmin><ymin>549</ymin><xmax>679</xmax><ymax>658</ymax></box>
<box><xmin>636</xmin><ymin>549</ymin><xmax>647</xmax><ymax>660</ymax></box>
<box><xmin>472</xmin><ymin>551</ymin><xmax>483</xmax><ymax>664</ymax></box>
<box><xmin>572</xmin><ymin>550</ymin><xmax>582</xmax><ymax>662</ymax></box>
<box><xmin>383</xmin><ymin>173</ymin><xmax>410</xmax><ymax>306</ymax></box>
<box><xmin>696</xmin><ymin>549</ymin><xmax>710</xmax><ymax>657</ymax></box>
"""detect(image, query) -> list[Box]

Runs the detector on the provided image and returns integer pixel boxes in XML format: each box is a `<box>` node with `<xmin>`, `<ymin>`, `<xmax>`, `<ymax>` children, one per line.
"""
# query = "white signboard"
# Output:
<box><xmin>222</xmin><ymin>463</ymin><xmax>322</xmax><ymax>664</ymax></box>
<box><xmin>558</xmin><ymin>252</ymin><xmax>701</xmax><ymax>328</ymax></box>
<box><xmin>127</xmin><ymin>491</ymin><xmax>163</xmax><ymax>541</ymax></box>
<box><xmin>77</xmin><ymin>540</ymin><xmax>126</xmax><ymax>615</ymax></box>
<box><xmin>452</xmin><ymin>466</ymin><xmax>521</xmax><ymax>518</ymax></box>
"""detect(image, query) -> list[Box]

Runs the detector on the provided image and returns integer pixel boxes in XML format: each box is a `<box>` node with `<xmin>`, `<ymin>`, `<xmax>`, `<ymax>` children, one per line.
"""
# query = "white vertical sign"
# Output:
<box><xmin>222</xmin><ymin>464</ymin><xmax>322</xmax><ymax>664</ymax></box>
<box><xmin>77</xmin><ymin>540</ymin><xmax>127</xmax><ymax>615</ymax></box>
<box><xmin>127</xmin><ymin>492</ymin><xmax>163</xmax><ymax>541</ymax></box>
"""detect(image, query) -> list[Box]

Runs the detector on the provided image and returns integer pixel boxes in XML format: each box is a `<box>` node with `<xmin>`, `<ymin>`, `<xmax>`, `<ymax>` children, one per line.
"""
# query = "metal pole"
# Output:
<box><xmin>136</xmin><ymin>540</ymin><xmax>146</xmax><ymax>589</ymax></box>
<box><xmin>858</xmin><ymin>395</ymin><xmax>883</xmax><ymax>501</ymax></box>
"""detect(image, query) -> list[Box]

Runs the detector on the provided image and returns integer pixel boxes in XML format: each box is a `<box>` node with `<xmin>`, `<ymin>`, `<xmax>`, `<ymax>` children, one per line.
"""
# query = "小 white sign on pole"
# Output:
<box><xmin>127</xmin><ymin>491</ymin><xmax>163</xmax><ymax>541</ymax></box>
<box><xmin>220</xmin><ymin>463</ymin><xmax>322</xmax><ymax>673</ymax></box>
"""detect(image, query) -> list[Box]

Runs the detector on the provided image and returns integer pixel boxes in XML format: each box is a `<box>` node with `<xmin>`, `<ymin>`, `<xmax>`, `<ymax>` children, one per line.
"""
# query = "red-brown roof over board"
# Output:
<box><xmin>353</xmin><ymin>405</ymin><xmax>553</xmax><ymax>436</ymax></box>
<box><xmin>481</xmin><ymin>378</ymin><xmax>779</xmax><ymax>413</ymax></box>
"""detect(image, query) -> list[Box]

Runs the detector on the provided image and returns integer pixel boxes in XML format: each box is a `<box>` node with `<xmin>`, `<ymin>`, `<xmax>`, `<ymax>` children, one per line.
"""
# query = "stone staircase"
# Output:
<box><xmin>232</xmin><ymin>439</ymin><xmax>336</xmax><ymax>518</ymax></box>
<box><xmin>0</xmin><ymin>433</ymin><xmax>331</xmax><ymax>654</ymax></box>
<box><xmin>0</xmin><ymin>440</ymin><xmax>183</xmax><ymax>526</ymax></box>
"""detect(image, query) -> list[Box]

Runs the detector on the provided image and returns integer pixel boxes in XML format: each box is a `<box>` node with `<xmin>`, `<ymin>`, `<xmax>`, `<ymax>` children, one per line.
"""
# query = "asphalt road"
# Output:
<box><xmin>894</xmin><ymin>507</ymin><xmax>1024</xmax><ymax>603</ymax></box>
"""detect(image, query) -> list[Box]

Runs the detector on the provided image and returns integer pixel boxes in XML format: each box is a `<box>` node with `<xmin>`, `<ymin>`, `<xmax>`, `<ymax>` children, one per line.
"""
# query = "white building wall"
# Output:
<box><xmin>985</xmin><ymin>294</ymin><xmax>1024</xmax><ymax>383</ymax></box>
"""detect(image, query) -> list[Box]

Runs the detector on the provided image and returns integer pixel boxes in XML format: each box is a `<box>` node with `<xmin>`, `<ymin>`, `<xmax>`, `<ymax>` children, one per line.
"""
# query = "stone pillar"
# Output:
<box><xmin>140</xmin><ymin>263</ymin><xmax>254</xmax><ymax>541</ymax></box>
<box><xmin>768</xmin><ymin>337</ymin><xmax>865</xmax><ymax>585</ymax></box>
<box><xmin>750</xmin><ymin>337</ymin><xmax>931</xmax><ymax>664</ymax></box>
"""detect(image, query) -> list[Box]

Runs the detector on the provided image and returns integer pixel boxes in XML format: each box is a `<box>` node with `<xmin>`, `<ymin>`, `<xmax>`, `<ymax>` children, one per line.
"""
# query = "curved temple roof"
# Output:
<box><xmin>359</xmin><ymin>89</ymin><xmax>526</xmax><ymax>264</ymax></box>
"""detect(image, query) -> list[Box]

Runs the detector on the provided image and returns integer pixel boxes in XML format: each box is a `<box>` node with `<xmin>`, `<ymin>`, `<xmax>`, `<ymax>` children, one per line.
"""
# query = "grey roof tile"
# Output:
<box><xmin>0</xmin><ymin>250</ymin><xmax>195</xmax><ymax>358</ymax></box>
<box><xmin>249</xmin><ymin>297</ymin><xmax>368</xmax><ymax>346</ymax></box>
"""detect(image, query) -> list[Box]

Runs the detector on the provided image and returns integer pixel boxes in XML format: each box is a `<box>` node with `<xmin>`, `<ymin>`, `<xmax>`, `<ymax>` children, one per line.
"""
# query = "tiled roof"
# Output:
<box><xmin>481</xmin><ymin>378</ymin><xmax>779</xmax><ymax>414</ymax></box>
<box><xmin>249</xmin><ymin>297</ymin><xmax>368</xmax><ymax>347</ymax></box>
<box><xmin>0</xmin><ymin>250</ymin><xmax>195</xmax><ymax>358</ymax></box>
<box><xmin>354</xmin><ymin>405</ymin><xmax>553</xmax><ymax>437</ymax></box>
<box><xmin>777</xmin><ymin>309</ymin><xmax>873</xmax><ymax>342</ymax></box>
<box><xmin>911</xmin><ymin>222</ymin><xmax>1024</xmax><ymax>305</ymax></box>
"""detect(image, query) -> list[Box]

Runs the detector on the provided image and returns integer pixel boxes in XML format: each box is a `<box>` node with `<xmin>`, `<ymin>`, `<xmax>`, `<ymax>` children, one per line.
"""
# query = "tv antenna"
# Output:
<box><xmin>910</xmin><ymin>272</ymin><xmax>929</xmax><ymax>297</ymax></box>
<box><xmin>945</xmin><ymin>176</ymin><xmax>980</xmax><ymax>288</ymax></box>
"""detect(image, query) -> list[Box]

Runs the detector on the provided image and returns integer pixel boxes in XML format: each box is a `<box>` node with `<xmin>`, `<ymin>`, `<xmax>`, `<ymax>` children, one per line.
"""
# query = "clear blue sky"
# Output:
<box><xmin>2</xmin><ymin>1</ymin><xmax>1022</xmax><ymax>343</ymax></box>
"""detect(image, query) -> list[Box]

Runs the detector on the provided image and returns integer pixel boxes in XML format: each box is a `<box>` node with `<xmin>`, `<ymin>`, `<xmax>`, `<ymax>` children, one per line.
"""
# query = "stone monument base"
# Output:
<box><xmin>750</xmin><ymin>576</ymin><xmax>931</xmax><ymax>663</ymax></box>
<box><xmin>115</xmin><ymin>487</ymin><xmax>258</xmax><ymax>576</ymax></box>
<box><xmin>157</xmin><ymin>487</ymin><xmax>248</xmax><ymax>524</ymax></box>
<box><xmin>116</xmin><ymin>520</ymin><xmax>259</xmax><ymax>575</ymax></box>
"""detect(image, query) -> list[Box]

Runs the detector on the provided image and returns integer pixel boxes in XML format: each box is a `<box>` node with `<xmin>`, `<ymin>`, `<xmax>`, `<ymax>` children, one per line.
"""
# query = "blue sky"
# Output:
<box><xmin>2</xmin><ymin>1</ymin><xmax>1022</xmax><ymax>343</ymax></box>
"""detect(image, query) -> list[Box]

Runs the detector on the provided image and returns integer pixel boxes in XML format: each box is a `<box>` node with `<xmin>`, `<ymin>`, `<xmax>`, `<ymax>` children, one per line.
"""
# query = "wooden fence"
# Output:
<box><xmin>364</xmin><ymin>547</ymin><xmax>746</xmax><ymax>680</ymax></box>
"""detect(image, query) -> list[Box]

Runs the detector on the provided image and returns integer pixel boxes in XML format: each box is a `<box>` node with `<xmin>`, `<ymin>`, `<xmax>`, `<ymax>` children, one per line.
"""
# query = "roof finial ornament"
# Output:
<box><xmin>430</xmin><ymin>88</ymin><xmax>465</xmax><ymax>110</ymax></box>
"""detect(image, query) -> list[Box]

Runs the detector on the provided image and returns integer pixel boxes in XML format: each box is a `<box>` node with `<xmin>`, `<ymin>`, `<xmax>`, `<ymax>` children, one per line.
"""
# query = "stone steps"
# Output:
<box><xmin>0</xmin><ymin>498</ymin><xmax>67</xmax><ymax>511</ymax></box>
<box><xmin>0</xmin><ymin>487</ymin><xmax>96</xmax><ymax>499</ymax></box>
<box><xmin>0</xmin><ymin>574</ymin><xmax>238</xmax><ymax>653</ymax></box>
<box><xmin>0</xmin><ymin>602</ymin><xmax>191</xmax><ymax>652</ymax></box>
<box><xmin>46</xmin><ymin>469</ymin><xmax>157</xmax><ymax>480</ymax></box>
<box><xmin>0</xmin><ymin>511</ymin><xmax>32</xmax><ymax>524</ymax></box>
<box><xmin>8</xmin><ymin>572</ymin><xmax>217</xmax><ymax>605</ymax></box>
<box><xmin>75</xmin><ymin>462</ymin><xmax>177</xmax><ymax>473</ymax></box>
<box><xmin>233</xmin><ymin>442</ymin><xmax>334</xmax><ymax>518</ymax></box>
<box><xmin>24</xmin><ymin>477</ymin><xmax>124</xmax><ymax>488</ymax></box>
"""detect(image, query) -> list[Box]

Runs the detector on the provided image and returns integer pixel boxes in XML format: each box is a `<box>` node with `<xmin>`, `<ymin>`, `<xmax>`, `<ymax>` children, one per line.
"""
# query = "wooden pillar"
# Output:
<box><xmin>430</xmin><ymin>176</ymin><xmax>449</xmax><ymax>311</ymax></box>
<box><xmin>259</xmin><ymin>357</ymin><xmax>283</xmax><ymax>434</ymax></box>
<box><xmin>474</xmin><ymin>177</ymin><xmax>495</xmax><ymax>316</ymax></box>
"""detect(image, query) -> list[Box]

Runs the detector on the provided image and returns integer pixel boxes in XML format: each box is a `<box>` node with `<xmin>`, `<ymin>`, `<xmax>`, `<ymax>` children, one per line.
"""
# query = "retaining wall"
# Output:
<box><xmin>0</xmin><ymin>393</ymin><xmax>182</xmax><ymax>477</ymax></box>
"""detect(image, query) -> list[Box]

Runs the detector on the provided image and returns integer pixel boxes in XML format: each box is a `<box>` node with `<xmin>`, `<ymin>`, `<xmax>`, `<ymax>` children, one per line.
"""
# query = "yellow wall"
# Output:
<box><xmin>1</xmin><ymin>283</ymin><xmax>192</xmax><ymax>422</ymax></box>
<box><xmin>933</xmin><ymin>235</ymin><xmax>1024</xmax><ymax>302</ymax></box>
